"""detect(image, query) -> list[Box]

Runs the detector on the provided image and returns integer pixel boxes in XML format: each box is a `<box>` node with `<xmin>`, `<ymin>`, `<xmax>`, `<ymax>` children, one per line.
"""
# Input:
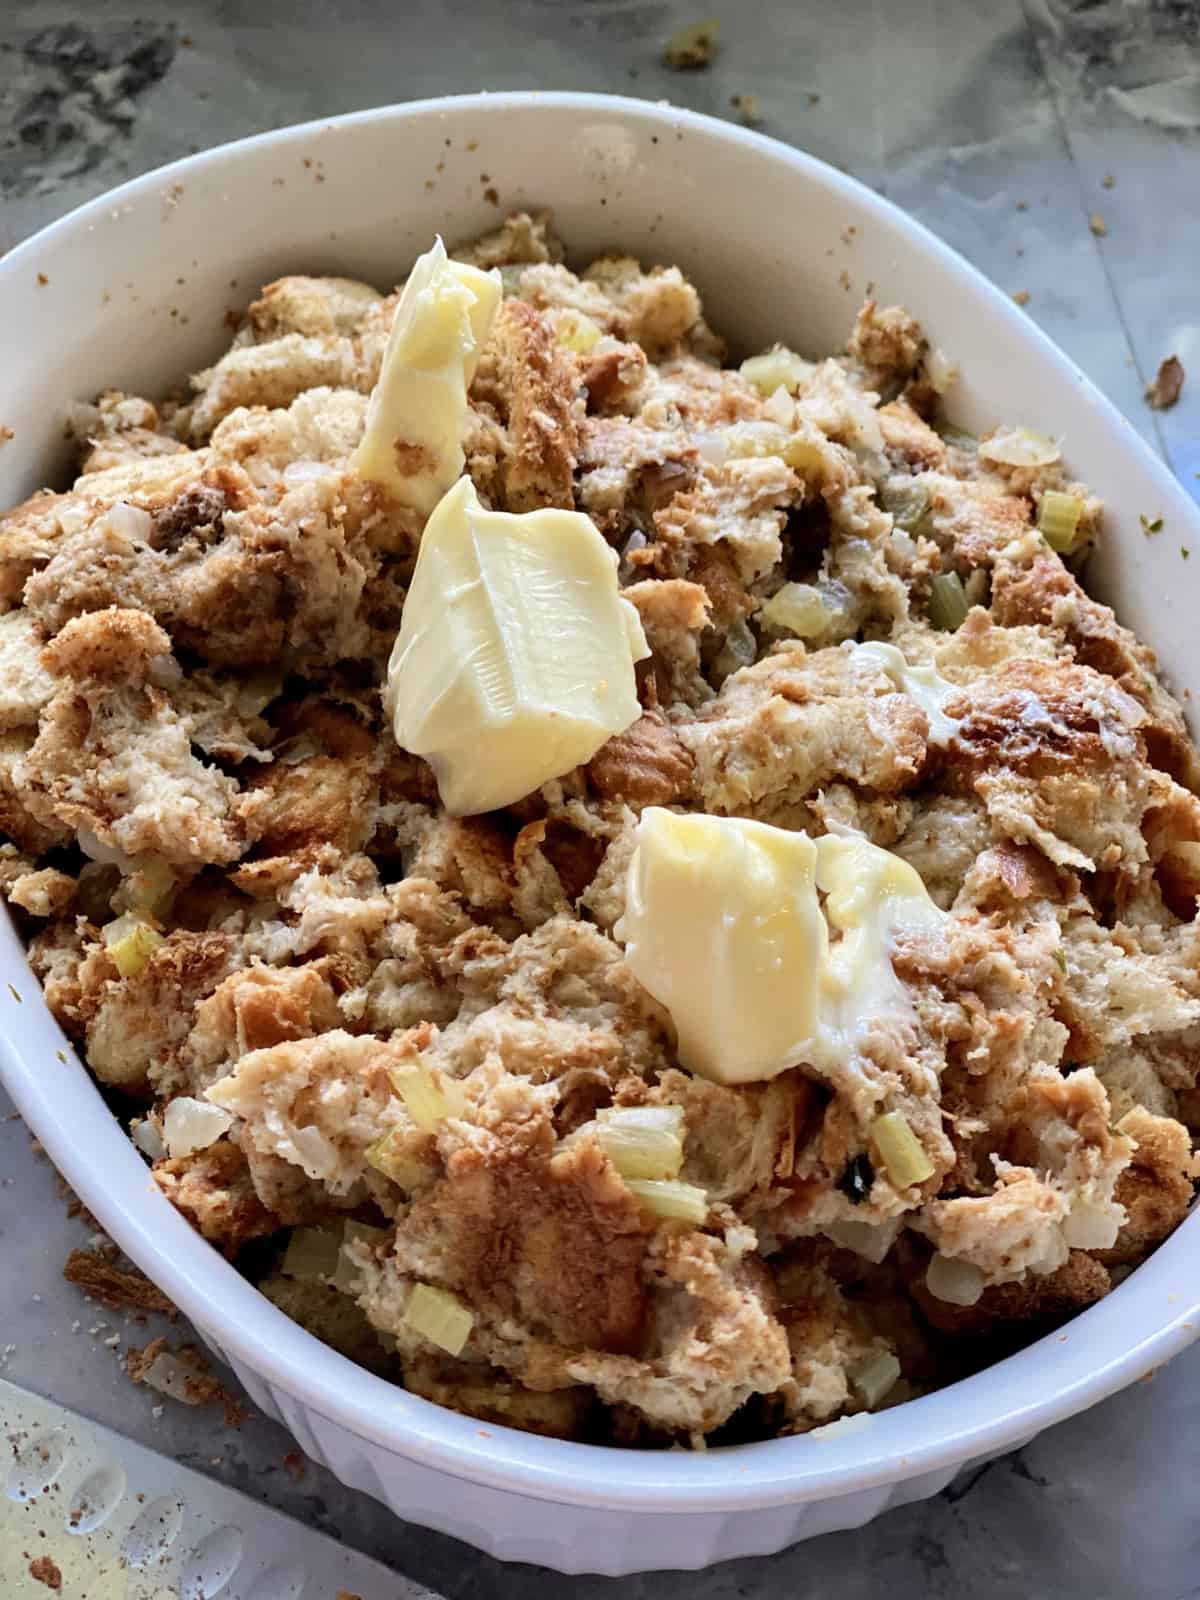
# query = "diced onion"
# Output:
<box><xmin>925</xmin><ymin>348</ymin><xmax>957</xmax><ymax>393</ymax></box>
<box><xmin>978</xmin><ymin>425</ymin><xmax>1060</xmax><ymax>468</ymax></box>
<box><xmin>694</xmin><ymin>431</ymin><xmax>729</xmax><ymax>469</ymax></box>
<box><xmin>333</xmin><ymin>1221</ymin><xmax>389</xmax><ymax>1294</ymax></box>
<box><xmin>763</xmin><ymin>385</ymin><xmax>796</xmax><ymax>427</ymax></box>
<box><xmin>724</xmin><ymin>420</ymin><xmax>791</xmax><ymax>460</ymax></box>
<box><xmin>282</xmin><ymin>460</ymin><xmax>334</xmax><ymax>485</ymax></box>
<box><xmin>760</xmin><ymin>582</ymin><xmax>830</xmax><ymax>638</ymax></box>
<box><xmin>963</xmin><ymin>568</ymin><xmax>989</xmax><ymax>608</ymax></box>
<box><xmin>282</xmin><ymin>1226</ymin><xmax>344</xmax><ymax>1283</ymax></box>
<box><xmin>388</xmin><ymin>1062</ymin><xmax>466</xmax><ymax>1134</ymax></box>
<box><xmin>404</xmin><ymin>1283</ymin><xmax>475</xmax><ymax>1356</ymax></box>
<box><xmin>1037</xmin><ymin>490</ymin><xmax>1085</xmax><ymax>553</ymax></box>
<box><xmin>102</xmin><ymin>915</ymin><xmax>163</xmax><ymax>978</ymax></box>
<box><xmin>105</xmin><ymin>501</ymin><xmax>154</xmax><ymax>542</ymax></box>
<box><xmin>625</xmin><ymin>1178</ymin><xmax>708</xmax><ymax>1225</ymax></box>
<box><xmin>928</xmin><ymin>571</ymin><xmax>968</xmax><ymax>632</ymax></box>
<box><xmin>1062</xmin><ymin>1200</ymin><xmax>1121</xmax><ymax>1250</ymax></box>
<box><xmin>823</xmin><ymin>1217</ymin><xmax>900</xmax><ymax>1264</ymax></box>
<box><xmin>740</xmin><ymin>346</ymin><xmax>814</xmax><ymax>397</ymax></box>
<box><xmin>131</xmin><ymin>1117</ymin><xmax>166</xmax><ymax>1161</ymax></box>
<box><xmin>849</xmin><ymin>1350</ymin><xmax>902</xmax><ymax>1409</ymax></box>
<box><xmin>869</xmin><ymin>1111</ymin><xmax>934</xmax><ymax>1189</ymax></box>
<box><xmin>594</xmin><ymin>1105</ymin><xmax>684</xmax><ymax>1181</ymax></box>
<box><xmin>926</xmin><ymin>1251</ymin><xmax>985</xmax><ymax>1306</ymax></box>
<box><xmin>162</xmin><ymin>1097</ymin><xmax>233</xmax><ymax>1159</ymax></box>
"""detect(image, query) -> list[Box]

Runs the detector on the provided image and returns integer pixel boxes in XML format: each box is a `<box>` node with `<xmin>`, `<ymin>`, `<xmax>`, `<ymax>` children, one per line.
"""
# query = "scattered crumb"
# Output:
<box><xmin>1140</xmin><ymin>513</ymin><xmax>1164</xmax><ymax>535</ymax></box>
<box><xmin>1145</xmin><ymin>354</ymin><xmax>1185</xmax><ymax>411</ymax></box>
<box><xmin>126</xmin><ymin>1338</ymin><xmax>249</xmax><ymax>1426</ymax></box>
<box><xmin>180</xmin><ymin>33</ymin><xmax>194</xmax><ymax>47</ymax></box>
<box><xmin>466</xmin><ymin>139</ymin><xmax>479</xmax><ymax>152</ymax></box>
<box><xmin>1012</xmin><ymin>289</ymin><xmax>1031</xmax><ymax>306</ymax></box>
<box><xmin>1015</xmin><ymin>199</ymin><xmax>1028</xmax><ymax>211</ymax></box>
<box><xmin>63</xmin><ymin>1248</ymin><xmax>177</xmax><ymax>1316</ymax></box>
<box><xmin>483</xmin><ymin>186</ymin><xmax>499</xmax><ymax>206</ymax></box>
<box><xmin>729</xmin><ymin>93</ymin><xmax>762</xmax><ymax>125</ymax></box>
<box><xmin>36</xmin><ymin>273</ymin><xmax>48</xmax><ymax>286</ymax></box>
<box><xmin>664</xmin><ymin>18</ymin><xmax>719</xmax><ymax>70</ymax></box>
<box><xmin>0</xmin><ymin>425</ymin><xmax>12</xmax><ymax>445</ymax></box>
<box><xmin>1089</xmin><ymin>212</ymin><xmax>1107</xmax><ymax>237</ymax></box>
<box><xmin>336</xmin><ymin>1593</ymin><xmax>364</xmax><ymax>1600</ymax></box>
<box><xmin>29</xmin><ymin>1557</ymin><xmax>62</xmax><ymax>1591</ymax></box>
<box><xmin>1182</xmin><ymin>546</ymin><xmax>1191</xmax><ymax>560</ymax></box>
<box><xmin>283</xmin><ymin>1450</ymin><xmax>307</xmax><ymax>1482</ymax></box>
<box><xmin>1103</xmin><ymin>173</ymin><xmax>1115</xmax><ymax>188</ymax></box>
<box><xmin>838</xmin><ymin>269</ymin><xmax>851</xmax><ymax>291</ymax></box>
<box><xmin>808</xmin><ymin>91</ymin><xmax>820</xmax><ymax>104</ymax></box>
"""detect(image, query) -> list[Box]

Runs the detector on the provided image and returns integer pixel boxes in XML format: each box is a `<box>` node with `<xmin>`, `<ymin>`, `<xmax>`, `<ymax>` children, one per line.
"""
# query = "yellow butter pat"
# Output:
<box><xmin>851</xmin><ymin>640</ymin><xmax>961</xmax><ymax>746</ymax></box>
<box><xmin>616</xmin><ymin>809</ymin><xmax>944</xmax><ymax>1085</ymax></box>
<box><xmin>615</xmin><ymin>810</ymin><xmax>826</xmax><ymax>1085</ymax></box>
<box><xmin>352</xmin><ymin>236</ymin><xmax>501</xmax><ymax>513</ymax></box>
<box><xmin>386</xmin><ymin>477</ymin><xmax>650</xmax><ymax>816</ymax></box>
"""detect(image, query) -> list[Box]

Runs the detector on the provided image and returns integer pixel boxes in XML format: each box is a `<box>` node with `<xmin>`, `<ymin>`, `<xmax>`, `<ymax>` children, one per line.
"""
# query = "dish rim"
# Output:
<box><xmin>1</xmin><ymin>88</ymin><xmax>1198</xmax><ymax>1516</ymax></box>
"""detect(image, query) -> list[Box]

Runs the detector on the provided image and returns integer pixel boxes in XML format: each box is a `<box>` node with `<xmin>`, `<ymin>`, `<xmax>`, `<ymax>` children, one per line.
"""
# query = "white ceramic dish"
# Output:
<box><xmin>1</xmin><ymin>94</ymin><xmax>1197</xmax><ymax>1576</ymax></box>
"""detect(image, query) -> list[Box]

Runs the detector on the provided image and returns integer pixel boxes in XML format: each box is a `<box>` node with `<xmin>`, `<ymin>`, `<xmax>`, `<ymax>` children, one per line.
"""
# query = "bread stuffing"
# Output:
<box><xmin>3</xmin><ymin>212</ymin><xmax>1197</xmax><ymax>1447</ymax></box>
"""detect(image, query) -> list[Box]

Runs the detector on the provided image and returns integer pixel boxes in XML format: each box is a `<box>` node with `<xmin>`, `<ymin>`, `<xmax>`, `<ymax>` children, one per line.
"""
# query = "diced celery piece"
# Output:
<box><xmin>594</xmin><ymin>1105</ymin><xmax>684</xmax><ymax>1180</ymax></box>
<box><xmin>556</xmin><ymin>309</ymin><xmax>602</xmax><ymax>355</ymax></box>
<box><xmin>740</xmin><ymin>346</ymin><xmax>813</xmax><ymax>396</ymax></box>
<box><xmin>102</xmin><ymin>915</ymin><xmax>163</xmax><ymax>978</ymax></box>
<box><xmin>388</xmin><ymin>1062</ymin><xmax>465</xmax><ymax>1134</ymax></box>
<box><xmin>282</xmin><ymin>1226</ymin><xmax>343</xmax><ymax>1283</ymax></box>
<box><xmin>928</xmin><ymin>571</ymin><xmax>968</xmax><ymax>632</ymax></box>
<box><xmin>869</xmin><ymin>1111</ymin><xmax>934</xmax><ymax>1188</ymax></box>
<box><xmin>713</xmin><ymin>617</ymin><xmax>756</xmax><ymax>682</ymax></box>
<box><xmin>1037</xmin><ymin>490</ymin><xmax>1085</xmax><ymax>553</ymax></box>
<box><xmin>124</xmin><ymin>855</ymin><xmax>175</xmax><ymax>915</ymax></box>
<box><xmin>881</xmin><ymin>479</ymin><xmax>931</xmax><ymax>534</ymax></box>
<box><xmin>936</xmin><ymin>423</ymin><xmax>979</xmax><ymax>453</ymax></box>
<box><xmin>365</xmin><ymin>1129</ymin><xmax>429</xmax><ymax>1190</ymax></box>
<box><xmin>403</xmin><ymin>1283</ymin><xmax>474</xmax><ymax>1356</ymax></box>
<box><xmin>760</xmin><ymin>582</ymin><xmax>830</xmax><ymax>638</ymax></box>
<box><xmin>849</xmin><ymin>1350</ymin><xmax>902</xmax><ymax>1409</ymax></box>
<box><xmin>625</xmin><ymin>1178</ymin><xmax>708</xmax><ymax>1226</ymax></box>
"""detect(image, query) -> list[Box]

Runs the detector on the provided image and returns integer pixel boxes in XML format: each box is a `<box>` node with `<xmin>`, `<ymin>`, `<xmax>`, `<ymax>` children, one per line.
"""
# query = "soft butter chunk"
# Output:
<box><xmin>386</xmin><ymin>477</ymin><xmax>650</xmax><ymax>816</ymax></box>
<box><xmin>352</xmin><ymin>236</ymin><xmax>501</xmax><ymax>513</ymax></box>
<box><xmin>616</xmin><ymin>809</ymin><xmax>944</xmax><ymax>1085</ymax></box>
<box><xmin>851</xmin><ymin>640</ymin><xmax>961</xmax><ymax>746</ymax></box>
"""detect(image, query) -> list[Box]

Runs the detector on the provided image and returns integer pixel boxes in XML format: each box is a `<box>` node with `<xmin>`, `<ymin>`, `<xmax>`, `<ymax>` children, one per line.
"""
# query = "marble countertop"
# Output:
<box><xmin>2</xmin><ymin>1</ymin><xmax>1198</xmax><ymax>1595</ymax></box>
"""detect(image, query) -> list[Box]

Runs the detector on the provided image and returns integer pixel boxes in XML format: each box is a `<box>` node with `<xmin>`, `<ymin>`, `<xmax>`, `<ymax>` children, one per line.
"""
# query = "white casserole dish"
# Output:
<box><xmin>1</xmin><ymin>93</ymin><xmax>1197</xmax><ymax>1576</ymax></box>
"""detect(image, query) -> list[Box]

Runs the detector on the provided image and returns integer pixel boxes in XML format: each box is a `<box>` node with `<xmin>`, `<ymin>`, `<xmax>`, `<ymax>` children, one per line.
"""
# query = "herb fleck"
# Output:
<box><xmin>1140</xmin><ymin>514</ymin><xmax>1164</xmax><ymax>535</ymax></box>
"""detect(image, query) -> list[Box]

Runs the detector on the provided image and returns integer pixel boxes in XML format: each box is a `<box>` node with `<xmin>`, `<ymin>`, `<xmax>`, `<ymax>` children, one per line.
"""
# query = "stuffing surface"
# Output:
<box><xmin>3</xmin><ymin>213</ymin><xmax>1197</xmax><ymax>1447</ymax></box>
